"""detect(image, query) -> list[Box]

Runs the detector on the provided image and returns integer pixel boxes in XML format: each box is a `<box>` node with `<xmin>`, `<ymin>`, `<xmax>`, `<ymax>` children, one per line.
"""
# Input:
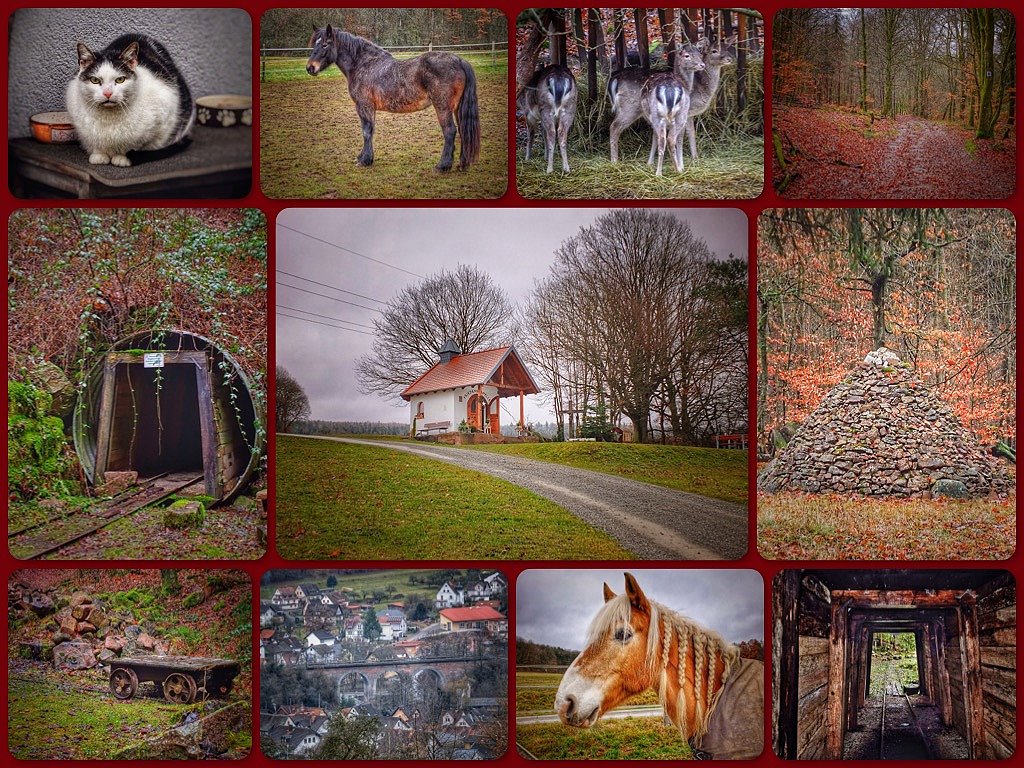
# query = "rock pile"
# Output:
<box><xmin>8</xmin><ymin>581</ymin><xmax>181</xmax><ymax>671</ymax></box>
<box><xmin>759</xmin><ymin>348</ymin><xmax>1013</xmax><ymax>498</ymax></box>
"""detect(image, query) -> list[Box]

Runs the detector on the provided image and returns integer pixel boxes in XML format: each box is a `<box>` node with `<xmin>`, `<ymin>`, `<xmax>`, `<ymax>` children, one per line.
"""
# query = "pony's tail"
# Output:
<box><xmin>457</xmin><ymin>59</ymin><xmax>481</xmax><ymax>169</ymax></box>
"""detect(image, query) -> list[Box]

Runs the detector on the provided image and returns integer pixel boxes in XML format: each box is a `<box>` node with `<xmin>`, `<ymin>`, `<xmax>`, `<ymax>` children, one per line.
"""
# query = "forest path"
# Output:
<box><xmin>298</xmin><ymin>435</ymin><xmax>747</xmax><ymax>560</ymax></box>
<box><xmin>773</xmin><ymin>106</ymin><xmax>1015</xmax><ymax>198</ymax></box>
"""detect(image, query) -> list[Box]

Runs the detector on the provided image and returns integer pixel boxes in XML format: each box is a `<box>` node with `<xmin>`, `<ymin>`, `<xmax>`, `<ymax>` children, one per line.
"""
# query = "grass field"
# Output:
<box><xmin>757</xmin><ymin>491</ymin><xmax>1017</xmax><ymax>560</ymax></box>
<box><xmin>516</xmin><ymin>671</ymin><xmax>659</xmax><ymax>716</ymax></box>
<box><xmin>260</xmin><ymin>56</ymin><xmax>507</xmax><ymax>199</ymax></box>
<box><xmin>466</xmin><ymin>442</ymin><xmax>748</xmax><ymax>505</ymax></box>
<box><xmin>275</xmin><ymin>435</ymin><xmax>634</xmax><ymax>560</ymax></box>
<box><xmin>259</xmin><ymin>568</ymin><xmax>442</xmax><ymax>607</ymax></box>
<box><xmin>517</xmin><ymin>718</ymin><xmax>693</xmax><ymax>760</ymax></box>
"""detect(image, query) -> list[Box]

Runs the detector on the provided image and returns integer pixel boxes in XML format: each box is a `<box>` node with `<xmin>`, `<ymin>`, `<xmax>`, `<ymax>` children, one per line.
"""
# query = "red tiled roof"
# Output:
<box><xmin>400</xmin><ymin>346</ymin><xmax>539</xmax><ymax>400</ymax></box>
<box><xmin>440</xmin><ymin>606</ymin><xmax>506</xmax><ymax>622</ymax></box>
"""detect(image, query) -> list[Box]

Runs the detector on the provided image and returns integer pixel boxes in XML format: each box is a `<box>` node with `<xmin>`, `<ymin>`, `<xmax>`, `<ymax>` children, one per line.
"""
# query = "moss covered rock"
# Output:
<box><xmin>164</xmin><ymin>499</ymin><xmax>206</xmax><ymax>530</ymax></box>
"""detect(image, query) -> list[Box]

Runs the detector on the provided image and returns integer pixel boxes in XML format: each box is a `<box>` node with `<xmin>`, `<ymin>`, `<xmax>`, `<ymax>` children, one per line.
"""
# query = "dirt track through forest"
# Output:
<box><xmin>292</xmin><ymin>435</ymin><xmax>747</xmax><ymax>560</ymax></box>
<box><xmin>774</xmin><ymin>107</ymin><xmax>1016</xmax><ymax>199</ymax></box>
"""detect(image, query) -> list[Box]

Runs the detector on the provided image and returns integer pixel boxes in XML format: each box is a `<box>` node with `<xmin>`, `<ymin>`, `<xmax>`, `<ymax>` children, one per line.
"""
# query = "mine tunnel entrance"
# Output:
<box><xmin>105</xmin><ymin>362</ymin><xmax>205</xmax><ymax>477</ymax></box>
<box><xmin>96</xmin><ymin>350</ymin><xmax>217</xmax><ymax>496</ymax></box>
<box><xmin>773</xmin><ymin>570</ymin><xmax>1015</xmax><ymax>760</ymax></box>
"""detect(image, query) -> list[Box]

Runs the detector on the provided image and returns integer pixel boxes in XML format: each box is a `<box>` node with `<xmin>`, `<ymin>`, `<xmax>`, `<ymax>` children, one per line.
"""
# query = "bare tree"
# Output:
<box><xmin>530</xmin><ymin>210</ymin><xmax>745</xmax><ymax>444</ymax></box>
<box><xmin>275</xmin><ymin>365</ymin><xmax>311</xmax><ymax>432</ymax></box>
<box><xmin>356</xmin><ymin>265</ymin><xmax>518</xmax><ymax>400</ymax></box>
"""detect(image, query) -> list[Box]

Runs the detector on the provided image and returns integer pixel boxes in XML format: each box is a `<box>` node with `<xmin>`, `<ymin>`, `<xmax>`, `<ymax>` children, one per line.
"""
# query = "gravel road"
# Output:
<box><xmin>290</xmin><ymin>435</ymin><xmax>747</xmax><ymax>560</ymax></box>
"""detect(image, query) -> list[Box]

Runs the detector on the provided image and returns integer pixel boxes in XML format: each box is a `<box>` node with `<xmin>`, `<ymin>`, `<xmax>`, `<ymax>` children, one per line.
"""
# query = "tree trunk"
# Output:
<box><xmin>587</xmin><ymin>8</ymin><xmax>599</xmax><ymax>100</ymax></box>
<box><xmin>859</xmin><ymin>9</ymin><xmax>868</xmax><ymax>111</ymax></box>
<box><xmin>658</xmin><ymin>8</ymin><xmax>677</xmax><ymax>68</ymax></box>
<box><xmin>635</xmin><ymin>8</ymin><xmax>650</xmax><ymax>72</ymax></box>
<box><xmin>516</xmin><ymin>22</ymin><xmax>544</xmax><ymax>95</ymax></box>
<box><xmin>968</xmin><ymin>8</ymin><xmax>996</xmax><ymax>138</ymax></box>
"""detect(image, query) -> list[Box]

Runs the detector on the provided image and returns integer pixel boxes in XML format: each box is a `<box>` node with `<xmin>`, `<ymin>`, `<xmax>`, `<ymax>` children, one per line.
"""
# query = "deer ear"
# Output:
<box><xmin>726</xmin><ymin>34</ymin><xmax>738</xmax><ymax>46</ymax></box>
<box><xmin>623</xmin><ymin>573</ymin><xmax>649</xmax><ymax>614</ymax></box>
<box><xmin>603</xmin><ymin>583</ymin><xmax>616</xmax><ymax>603</ymax></box>
<box><xmin>696</xmin><ymin>38</ymin><xmax>709</xmax><ymax>52</ymax></box>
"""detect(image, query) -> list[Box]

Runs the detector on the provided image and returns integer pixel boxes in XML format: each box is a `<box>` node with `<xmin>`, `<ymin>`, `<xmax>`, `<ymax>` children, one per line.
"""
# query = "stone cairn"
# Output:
<box><xmin>759</xmin><ymin>348</ymin><xmax>1012</xmax><ymax>498</ymax></box>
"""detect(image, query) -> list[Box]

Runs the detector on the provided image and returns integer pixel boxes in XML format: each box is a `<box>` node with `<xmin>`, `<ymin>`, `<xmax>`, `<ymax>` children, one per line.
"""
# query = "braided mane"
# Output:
<box><xmin>587</xmin><ymin>594</ymin><xmax>740</xmax><ymax>741</ymax></box>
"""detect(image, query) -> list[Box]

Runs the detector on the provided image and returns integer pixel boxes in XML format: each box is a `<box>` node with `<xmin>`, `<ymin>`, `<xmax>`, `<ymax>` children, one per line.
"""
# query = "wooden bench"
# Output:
<box><xmin>419</xmin><ymin>420</ymin><xmax>451</xmax><ymax>435</ymax></box>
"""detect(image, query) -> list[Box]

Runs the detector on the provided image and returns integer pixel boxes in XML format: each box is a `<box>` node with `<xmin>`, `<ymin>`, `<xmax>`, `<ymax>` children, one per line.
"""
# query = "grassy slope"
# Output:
<box><xmin>757</xmin><ymin>491</ymin><xmax>1016</xmax><ymax>560</ymax></box>
<box><xmin>275</xmin><ymin>436</ymin><xmax>634</xmax><ymax>559</ymax></box>
<box><xmin>260</xmin><ymin>57</ymin><xmax>507</xmax><ymax>199</ymax></box>
<box><xmin>516</xmin><ymin>671</ymin><xmax>658</xmax><ymax>716</ymax></box>
<box><xmin>517</xmin><ymin>718</ymin><xmax>693</xmax><ymax>760</ymax></box>
<box><xmin>259</xmin><ymin>569</ymin><xmax>442</xmax><ymax>607</ymax></box>
<box><xmin>465</xmin><ymin>442</ymin><xmax>748</xmax><ymax>505</ymax></box>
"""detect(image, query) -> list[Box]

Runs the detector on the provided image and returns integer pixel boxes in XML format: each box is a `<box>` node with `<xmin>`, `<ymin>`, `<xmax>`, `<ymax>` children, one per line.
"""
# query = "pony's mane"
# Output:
<box><xmin>588</xmin><ymin>593</ymin><xmax>740</xmax><ymax>742</ymax></box>
<box><xmin>333</xmin><ymin>29</ymin><xmax>391</xmax><ymax>61</ymax></box>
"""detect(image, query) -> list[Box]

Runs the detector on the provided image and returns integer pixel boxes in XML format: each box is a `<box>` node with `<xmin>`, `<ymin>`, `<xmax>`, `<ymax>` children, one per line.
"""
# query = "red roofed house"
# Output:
<box><xmin>401</xmin><ymin>340</ymin><xmax>540</xmax><ymax>436</ymax></box>
<box><xmin>439</xmin><ymin>605</ymin><xmax>507</xmax><ymax>636</ymax></box>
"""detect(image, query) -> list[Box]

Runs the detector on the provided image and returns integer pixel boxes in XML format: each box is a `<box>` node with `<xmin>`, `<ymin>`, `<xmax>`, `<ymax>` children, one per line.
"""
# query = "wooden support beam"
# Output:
<box><xmin>958</xmin><ymin>595</ymin><xmax>986</xmax><ymax>759</ymax></box>
<box><xmin>914</xmin><ymin>627</ymin><xmax>927</xmax><ymax>697</ymax></box>
<box><xmin>830</xmin><ymin>589</ymin><xmax>965</xmax><ymax>608</ymax></box>
<box><xmin>934</xmin><ymin>616</ymin><xmax>954</xmax><ymax>725</ymax></box>
<box><xmin>94</xmin><ymin>359</ymin><xmax>117</xmax><ymax>481</ymax></box>
<box><xmin>825</xmin><ymin>598</ymin><xmax>850</xmax><ymax>759</ymax></box>
<box><xmin>772</xmin><ymin>571</ymin><xmax>800</xmax><ymax>759</ymax></box>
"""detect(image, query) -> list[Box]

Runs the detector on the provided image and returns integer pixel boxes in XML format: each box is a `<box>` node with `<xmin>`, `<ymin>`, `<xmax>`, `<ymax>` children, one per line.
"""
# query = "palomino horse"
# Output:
<box><xmin>555</xmin><ymin>573</ymin><xmax>764</xmax><ymax>759</ymax></box>
<box><xmin>306</xmin><ymin>24</ymin><xmax>481</xmax><ymax>172</ymax></box>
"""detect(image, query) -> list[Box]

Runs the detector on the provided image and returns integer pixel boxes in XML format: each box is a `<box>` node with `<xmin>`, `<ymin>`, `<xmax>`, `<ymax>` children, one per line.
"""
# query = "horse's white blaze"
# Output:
<box><xmin>554</xmin><ymin>660</ymin><xmax>608</xmax><ymax>727</ymax></box>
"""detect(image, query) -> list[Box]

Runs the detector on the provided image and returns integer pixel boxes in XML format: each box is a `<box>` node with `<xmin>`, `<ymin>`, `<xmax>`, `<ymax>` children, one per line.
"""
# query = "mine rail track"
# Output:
<box><xmin>879</xmin><ymin>658</ymin><xmax>932</xmax><ymax>760</ymax></box>
<box><xmin>9</xmin><ymin>473</ymin><xmax>203</xmax><ymax>560</ymax></box>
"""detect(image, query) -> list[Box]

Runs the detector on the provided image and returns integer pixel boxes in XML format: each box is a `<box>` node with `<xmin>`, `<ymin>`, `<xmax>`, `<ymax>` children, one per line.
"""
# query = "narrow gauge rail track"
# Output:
<box><xmin>879</xmin><ymin>658</ymin><xmax>932</xmax><ymax>759</ymax></box>
<box><xmin>8</xmin><ymin>472</ymin><xmax>203</xmax><ymax>560</ymax></box>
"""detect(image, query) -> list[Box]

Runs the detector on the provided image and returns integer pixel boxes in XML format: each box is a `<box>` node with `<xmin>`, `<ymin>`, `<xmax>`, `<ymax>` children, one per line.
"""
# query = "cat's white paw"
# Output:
<box><xmin>88</xmin><ymin>152</ymin><xmax>110</xmax><ymax>165</ymax></box>
<box><xmin>111</xmin><ymin>155</ymin><xmax>132</xmax><ymax>167</ymax></box>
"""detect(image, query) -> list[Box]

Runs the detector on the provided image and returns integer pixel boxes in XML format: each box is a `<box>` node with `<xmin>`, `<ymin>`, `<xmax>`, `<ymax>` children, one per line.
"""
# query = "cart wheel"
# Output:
<box><xmin>163</xmin><ymin>672</ymin><xmax>198</xmax><ymax>704</ymax></box>
<box><xmin>110</xmin><ymin>668</ymin><xmax>138</xmax><ymax>700</ymax></box>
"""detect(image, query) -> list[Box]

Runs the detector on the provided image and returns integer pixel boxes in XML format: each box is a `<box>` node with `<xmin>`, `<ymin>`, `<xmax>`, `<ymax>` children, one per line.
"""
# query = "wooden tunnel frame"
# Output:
<box><xmin>73</xmin><ymin>330</ymin><xmax>263</xmax><ymax>503</ymax></box>
<box><xmin>94</xmin><ymin>350</ymin><xmax>218</xmax><ymax>498</ymax></box>
<box><xmin>773</xmin><ymin>570</ymin><xmax>1015</xmax><ymax>761</ymax></box>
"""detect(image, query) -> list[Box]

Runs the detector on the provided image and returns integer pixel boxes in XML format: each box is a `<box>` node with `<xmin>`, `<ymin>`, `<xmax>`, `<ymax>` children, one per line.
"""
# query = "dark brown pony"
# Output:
<box><xmin>307</xmin><ymin>24</ymin><xmax>480</xmax><ymax>172</ymax></box>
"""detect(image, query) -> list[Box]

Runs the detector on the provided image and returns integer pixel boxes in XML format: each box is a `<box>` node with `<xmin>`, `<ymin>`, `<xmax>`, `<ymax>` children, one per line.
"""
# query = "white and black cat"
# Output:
<box><xmin>66</xmin><ymin>34</ymin><xmax>195</xmax><ymax>167</ymax></box>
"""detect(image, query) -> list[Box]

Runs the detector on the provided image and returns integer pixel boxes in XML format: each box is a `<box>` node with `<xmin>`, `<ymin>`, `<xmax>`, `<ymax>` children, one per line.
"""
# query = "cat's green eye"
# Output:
<box><xmin>115</xmin><ymin>76</ymin><xmax>126</xmax><ymax>84</ymax></box>
<box><xmin>89</xmin><ymin>77</ymin><xmax>101</xmax><ymax>84</ymax></box>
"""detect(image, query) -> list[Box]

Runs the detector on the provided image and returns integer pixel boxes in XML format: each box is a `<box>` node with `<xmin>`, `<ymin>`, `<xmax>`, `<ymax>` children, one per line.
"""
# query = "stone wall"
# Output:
<box><xmin>759</xmin><ymin>350</ymin><xmax>1011</xmax><ymax>498</ymax></box>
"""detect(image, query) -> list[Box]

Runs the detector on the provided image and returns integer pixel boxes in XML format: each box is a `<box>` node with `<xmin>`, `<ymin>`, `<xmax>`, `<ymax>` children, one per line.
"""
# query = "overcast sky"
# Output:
<box><xmin>275</xmin><ymin>208</ymin><xmax>748</xmax><ymax>423</ymax></box>
<box><xmin>516</xmin><ymin>569</ymin><xmax>763</xmax><ymax>651</ymax></box>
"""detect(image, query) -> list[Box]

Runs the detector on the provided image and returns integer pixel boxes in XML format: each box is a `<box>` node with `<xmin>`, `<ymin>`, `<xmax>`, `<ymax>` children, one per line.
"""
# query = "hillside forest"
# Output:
<box><xmin>772</xmin><ymin>8</ymin><xmax>1016</xmax><ymax>198</ymax></box>
<box><xmin>757</xmin><ymin>208</ymin><xmax>1015</xmax><ymax>450</ymax></box>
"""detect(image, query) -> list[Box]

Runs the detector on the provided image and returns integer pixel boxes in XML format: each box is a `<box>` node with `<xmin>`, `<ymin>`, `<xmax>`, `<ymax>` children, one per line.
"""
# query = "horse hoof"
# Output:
<box><xmin>356</xmin><ymin>158</ymin><xmax>373</xmax><ymax>167</ymax></box>
<box><xmin>435</xmin><ymin>165</ymin><xmax>452</xmax><ymax>173</ymax></box>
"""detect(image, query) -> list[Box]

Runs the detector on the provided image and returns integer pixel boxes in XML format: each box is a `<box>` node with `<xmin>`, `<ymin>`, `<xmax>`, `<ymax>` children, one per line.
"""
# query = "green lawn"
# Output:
<box><xmin>757</xmin><ymin>491</ymin><xmax>1016</xmax><ymax>560</ymax></box>
<box><xmin>517</xmin><ymin>717</ymin><xmax>693</xmax><ymax>760</ymax></box>
<box><xmin>275</xmin><ymin>436</ymin><xmax>634</xmax><ymax>559</ymax></box>
<box><xmin>465</xmin><ymin>442</ymin><xmax>748</xmax><ymax>504</ymax></box>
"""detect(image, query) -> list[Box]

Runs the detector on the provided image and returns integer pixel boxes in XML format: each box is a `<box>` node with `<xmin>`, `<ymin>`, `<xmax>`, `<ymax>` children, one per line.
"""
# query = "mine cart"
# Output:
<box><xmin>108</xmin><ymin>655</ymin><xmax>240</xmax><ymax>704</ymax></box>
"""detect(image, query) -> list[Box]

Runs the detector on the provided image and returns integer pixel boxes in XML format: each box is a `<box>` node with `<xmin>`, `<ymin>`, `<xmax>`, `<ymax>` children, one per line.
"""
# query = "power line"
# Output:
<box><xmin>276</xmin><ymin>303</ymin><xmax>376</xmax><ymax>330</ymax></box>
<box><xmin>276</xmin><ymin>269</ymin><xmax>388</xmax><ymax>305</ymax></box>
<box><xmin>278</xmin><ymin>280</ymin><xmax>384</xmax><ymax>313</ymax></box>
<box><xmin>276</xmin><ymin>311</ymin><xmax>374</xmax><ymax>336</ymax></box>
<box><xmin>277</xmin><ymin>222</ymin><xmax>426</xmax><ymax>279</ymax></box>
